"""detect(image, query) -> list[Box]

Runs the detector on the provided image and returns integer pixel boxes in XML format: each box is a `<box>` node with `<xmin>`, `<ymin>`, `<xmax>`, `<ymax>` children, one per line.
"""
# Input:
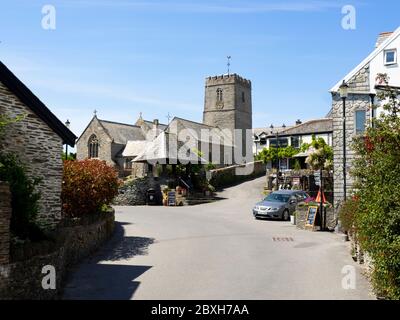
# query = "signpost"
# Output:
<box><xmin>305</xmin><ymin>206</ymin><xmax>319</xmax><ymax>230</ymax></box>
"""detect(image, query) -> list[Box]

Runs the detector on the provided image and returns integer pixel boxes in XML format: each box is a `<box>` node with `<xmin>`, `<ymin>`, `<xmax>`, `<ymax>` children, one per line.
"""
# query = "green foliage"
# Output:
<box><xmin>62</xmin><ymin>159</ymin><xmax>120</xmax><ymax>217</ymax></box>
<box><xmin>293</xmin><ymin>159</ymin><xmax>301</xmax><ymax>171</ymax></box>
<box><xmin>338</xmin><ymin>198</ymin><xmax>359</xmax><ymax>235</ymax></box>
<box><xmin>301</xmin><ymin>135</ymin><xmax>333</xmax><ymax>170</ymax></box>
<box><xmin>62</xmin><ymin>152</ymin><xmax>76</xmax><ymax>161</ymax></box>
<box><xmin>0</xmin><ymin>113</ymin><xmax>26</xmax><ymax>136</ymax></box>
<box><xmin>350</xmin><ymin>73</ymin><xmax>400</xmax><ymax>299</ymax></box>
<box><xmin>0</xmin><ymin>153</ymin><xmax>43</xmax><ymax>240</ymax></box>
<box><xmin>256</xmin><ymin>146</ymin><xmax>299</xmax><ymax>164</ymax></box>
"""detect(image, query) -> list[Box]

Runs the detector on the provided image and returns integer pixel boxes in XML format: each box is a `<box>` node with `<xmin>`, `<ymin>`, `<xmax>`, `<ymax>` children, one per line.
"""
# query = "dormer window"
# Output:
<box><xmin>384</xmin><ymin>49</ymin><xmax>397</xmax><ymax>65</ymax></box>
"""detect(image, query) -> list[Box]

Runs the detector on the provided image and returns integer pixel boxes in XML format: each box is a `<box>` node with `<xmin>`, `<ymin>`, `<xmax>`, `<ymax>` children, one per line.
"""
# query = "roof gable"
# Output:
<box><xmin>330</xmin><ymin>27</ymin><xmax>400</xmax><ymax>92</ymax></box>
<box><xmin>0</xmin><ymin>61</ymin><xmax>77</xmax><ymax>146</ymax></box>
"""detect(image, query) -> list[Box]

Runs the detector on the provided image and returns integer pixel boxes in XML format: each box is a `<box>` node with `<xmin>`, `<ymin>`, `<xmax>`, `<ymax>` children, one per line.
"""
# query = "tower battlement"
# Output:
<box><xmin>206</xmin><ymin>73</ymin><xmax>251</xmax><ymax>88</ymax></box>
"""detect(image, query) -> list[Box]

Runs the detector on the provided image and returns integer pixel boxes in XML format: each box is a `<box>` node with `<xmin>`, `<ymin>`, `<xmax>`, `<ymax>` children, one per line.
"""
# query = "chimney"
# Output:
<box><xmin>375</xmin><ymin>31</ymin><xmax>393</xmax><ymax>48</ymax></box>
<box><xmin>153</xmin><ymin>119</ymin><xmax>159</xmax><ymax>130</ymax></box>
<box><xmin>296</xmin><ymin>119</ymin><xmax>302</xmax><ymax>125</ymax></box>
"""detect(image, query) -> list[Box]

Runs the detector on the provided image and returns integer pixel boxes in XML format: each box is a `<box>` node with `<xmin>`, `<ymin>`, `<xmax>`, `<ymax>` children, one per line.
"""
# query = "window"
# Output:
<box><xmin>216</xmin><ymin>88</ymin><xmax>223</xmax><ymax>102</ymax></box>
<box><xmin>88</xmin><ymin>134</ymin><xmax>99</xmax><ymax>158</ymax></box>
<box><xmin>241</xmin><ymin>91</ymin><xmax>245</xmax><ymax>103</ymax></box>
<box><xmin>269</xmin><ymin>137</ymin><xmax>288</xmax><ymax>148</ymax></box>
<box><xmin>125</xmin><ymin>158</ymin><xmax>132</xmax><ymax>170</ymax></box>
<box><xmin>290</xmin><ymin>136</ymin><xmax>301</xmax><ymax>149</ymax></box>
<box><xmin>355</xmin><ymin>110</ymin><xmax>366</xmax><ymax>135</ymax></box>
<box><xmin>384</xmin><ymin>49</ymin><xmax>397</xmax><ymax>65</ymax></box>
<box><xmin>260</xmin><ymin>137</ymin><xmax>267</xmax><ymax>145</ymax></box>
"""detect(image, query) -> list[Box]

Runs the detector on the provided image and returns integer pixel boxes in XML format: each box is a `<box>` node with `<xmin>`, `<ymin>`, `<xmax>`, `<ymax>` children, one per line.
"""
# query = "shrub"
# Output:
<box><xmin>350</xmin><ymin>73</ymin><xmax>400</xmax><ymax>299</ymax></box>
<box><xmin>62</xmin><ymin>159</ymin><xmax>120</xmax><ymax>217</ymax></box>
<box><xmin>0</xmin><ymin>153</ymin><xmax>43</xmax><ymax>240</ymax></box>
<box><xmin>338</xmin><ymin>198</ymin><xmax>359</xmax><ymax>235</ymax></box>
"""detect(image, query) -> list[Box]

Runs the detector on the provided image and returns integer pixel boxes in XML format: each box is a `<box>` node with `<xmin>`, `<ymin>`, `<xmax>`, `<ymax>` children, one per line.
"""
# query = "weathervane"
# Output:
<box><xmin>166</xmin><ymin>112</ymin><xmax>172</xmax><ymax>124</ymax></box>
<box><xmin>227</xmin><ymin>56</ymin><xmax>231</xmax><ymax>75</ymax></box>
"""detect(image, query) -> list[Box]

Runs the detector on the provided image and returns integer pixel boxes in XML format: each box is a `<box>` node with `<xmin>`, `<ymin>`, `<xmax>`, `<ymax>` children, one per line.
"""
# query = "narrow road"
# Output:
<box><xmin>63</xmin><ymin>177</ymin><xmax>374</xmax><ymax>300</ymax></box>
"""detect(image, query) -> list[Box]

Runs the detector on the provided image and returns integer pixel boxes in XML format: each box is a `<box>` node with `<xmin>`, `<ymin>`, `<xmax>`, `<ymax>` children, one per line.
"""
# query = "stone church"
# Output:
<box><xmin>76</xmin><ymin>73</ymin><xmax>252</xmax><ymax>176</ymax></box>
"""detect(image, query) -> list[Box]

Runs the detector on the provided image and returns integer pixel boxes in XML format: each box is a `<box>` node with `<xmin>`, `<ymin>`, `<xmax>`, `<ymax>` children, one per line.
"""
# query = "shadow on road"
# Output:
<box><xmin>63</xmin><ymin>222</ymin><xmax>155</xmax><ymax>300</ymax></box>
<box><xmin>90</xmin><ymin>222</ymin><xmax>155</xmax><ymax>262</ymax></box>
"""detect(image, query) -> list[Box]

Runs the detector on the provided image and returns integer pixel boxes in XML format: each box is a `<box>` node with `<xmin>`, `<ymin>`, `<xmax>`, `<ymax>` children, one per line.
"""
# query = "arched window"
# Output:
<box><xmin>216</xmin><ymin>88</ymin><xmax>223</xmax><ymax>102</ymax></box>
<box><xmin>88</xmin><ymin>134</ymin><xmax>99</xmax><ymax>158</ymax></box>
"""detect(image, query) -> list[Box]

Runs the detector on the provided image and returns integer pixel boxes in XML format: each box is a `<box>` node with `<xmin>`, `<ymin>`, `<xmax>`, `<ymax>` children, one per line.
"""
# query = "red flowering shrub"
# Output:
<box><xmin>62</xmin><ymin>159</ymin><xmax>120</xmax><ymax>217</ymax></box>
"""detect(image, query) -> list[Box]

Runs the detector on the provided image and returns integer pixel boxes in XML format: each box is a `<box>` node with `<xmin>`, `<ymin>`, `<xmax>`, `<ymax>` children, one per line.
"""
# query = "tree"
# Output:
<box><xmin>256</xmin><ymin>146</ymin><xmax>299</xmax><ymax>165</ymax></box>
<box><xmin>301</xmin><ymin>136</ymin><xmax>333</xmax><ymax>171</ymax></box>
<box><xmin>349</xmin><ymin>73</ymin><xmax>400</xmax><ymax>299</ymax></box>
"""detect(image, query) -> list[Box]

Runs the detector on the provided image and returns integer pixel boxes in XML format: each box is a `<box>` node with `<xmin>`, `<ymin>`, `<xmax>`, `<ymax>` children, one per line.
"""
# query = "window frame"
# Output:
<box><xmin>355</xmin><ymin>109</ymin><xmax>367</xmax><ymax>135</ymax></box>
<box><xmin>384</xmin><ymin>49</ymin><xmax>397</xmax><ymax>66</ymax></box>
<box><xmin>88</xmin><ymin>134</ymin><xmax>99</xmax><ymax>158</ymax></box>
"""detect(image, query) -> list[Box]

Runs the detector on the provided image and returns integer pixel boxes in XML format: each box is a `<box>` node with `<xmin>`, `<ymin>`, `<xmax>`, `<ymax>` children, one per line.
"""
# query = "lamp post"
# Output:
<box><xmin>339</xmin><ymin>81</ymin><xmax>349</xmax><ymax>202</ymax></box>
<box><xmin>65</xmin><ymin>119</ymin><xmax>70</xmax><ymax>159</ymax></box>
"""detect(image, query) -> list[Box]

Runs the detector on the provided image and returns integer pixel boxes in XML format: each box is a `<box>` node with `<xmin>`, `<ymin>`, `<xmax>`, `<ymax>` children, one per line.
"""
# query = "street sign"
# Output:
<box><xmin>305</xmin><ymin>206</ymin><xmax>319</xmax><ymax>229</ymax></box>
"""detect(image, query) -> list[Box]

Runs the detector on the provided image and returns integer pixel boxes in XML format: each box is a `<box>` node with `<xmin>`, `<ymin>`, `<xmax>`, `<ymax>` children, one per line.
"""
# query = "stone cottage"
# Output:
<box><xmin>329</xmin><ymin>27</ymin><xmax>400</xmax><ymax>211</ymax></box>
<box><xmin>0</xmin><ymin>61</ymin><xmax>77</xmax><ymax>229</ymax></box>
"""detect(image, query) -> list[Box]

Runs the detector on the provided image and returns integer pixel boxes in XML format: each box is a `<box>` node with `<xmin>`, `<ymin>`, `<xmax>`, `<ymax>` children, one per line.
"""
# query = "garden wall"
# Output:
<box><xmin>210</xmin><ymin>161</ymin><xmax>266</xmax><ymax>189</ymax></box>
<box><xmin>0</xmin><ymin>188</ymin><xmax>115</xmax><ymax>299</ymax></box>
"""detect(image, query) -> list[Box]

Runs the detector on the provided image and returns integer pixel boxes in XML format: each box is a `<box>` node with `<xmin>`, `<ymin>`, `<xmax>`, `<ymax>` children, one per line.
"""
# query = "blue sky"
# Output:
<box><xmin>1</xmin><ymin>0</ymin><xmax>400</xmax><ymax>140</ymax></box>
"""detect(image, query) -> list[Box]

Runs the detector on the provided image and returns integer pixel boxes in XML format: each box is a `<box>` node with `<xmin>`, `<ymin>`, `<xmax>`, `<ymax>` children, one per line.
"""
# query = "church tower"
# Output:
<box><xmin>203</xmin><ymin>74</ymin><xmax>252</xmax><ymax>132</ymax></box>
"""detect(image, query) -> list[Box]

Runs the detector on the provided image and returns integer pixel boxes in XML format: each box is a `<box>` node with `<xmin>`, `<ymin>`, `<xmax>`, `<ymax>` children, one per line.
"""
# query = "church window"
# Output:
<box><xmin>88</xmin><ymin>134</ymin><xmax>99</xmax><ymax>158</ymax></box>
<box><xmin>242</xmin><ymin>91</ymin><xmax>245</xmax><ymax>103</ymax></box>
<box><xmin>216</xmin><ymin>88</ymin><xmax>223</xmax><ymax>102</ymax></box>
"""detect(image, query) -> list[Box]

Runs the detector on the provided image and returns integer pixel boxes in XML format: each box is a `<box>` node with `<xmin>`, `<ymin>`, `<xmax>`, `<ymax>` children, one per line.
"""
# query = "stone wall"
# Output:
<box><xmin>114</xmin><ymin>177</ymin><xmax>162</xmax><ymax>206</ymax></box>
<box><xmin>0</xmin><ymin>81</ymin><xmax>63</xmax><ymax>229</ymax></box>
<box><xmin>331</xmin><ymin>64</ymin><xmax>372</xmax><ymax>213</ymax></box>
<box><xmin>0</xmin><ymin>182</ymin><xmax>11</xmax><ymax>265</ymax></box>
<box><xmin>210</xmin><ymin>161</ymin><xmax>265</xmax><ymax>189</ymax></box>
<box><xmin>0</xmin><ymin>210</ymin><xmax>115</xmax><ymax>300</ymax></box>
<box><xmin>76</xmin><ymin>116</ymin><xmax>113</xmax><ymax>165</ymax></box>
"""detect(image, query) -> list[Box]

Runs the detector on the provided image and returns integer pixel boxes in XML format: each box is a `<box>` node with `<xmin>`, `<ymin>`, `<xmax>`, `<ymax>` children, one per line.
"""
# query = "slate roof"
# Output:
<box><xmin>253</xmin><ymin>126</ymin><xmax>292</xmax><ymax>138</ymax></box>
<box><xmin>98</xmin><ymin>119</ymin><xmax>146</xmax><ymax>144</ymax></box>
<box><xmin>277</xmin><ymin>118</ymin><xmax>332</xmax><ymax>137</ymax></box>
<box><xmin>0</xmin><ymin>61</ymin><xmax>77</xmax><ymax>146</ymax></box>
<box><xmin>122</xmin><ymin>140</ymin><xmax>147</xmax><ymax>157</ymax></box>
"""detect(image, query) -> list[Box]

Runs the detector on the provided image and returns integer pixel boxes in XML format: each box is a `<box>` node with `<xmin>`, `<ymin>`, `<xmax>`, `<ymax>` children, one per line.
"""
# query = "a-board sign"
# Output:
<box><xmin>167</xmin><ymin>191</ymin><xmax>176</xmax><ymax>206</ymax></box>
<box><xmin>305</xmin><ymin>206</ymin><xmax>319</xmax><ymax>228</ymax></box>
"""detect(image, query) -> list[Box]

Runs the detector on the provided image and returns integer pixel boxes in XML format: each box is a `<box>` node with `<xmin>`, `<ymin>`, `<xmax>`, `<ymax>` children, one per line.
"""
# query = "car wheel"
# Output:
<box><xmin>282</xmin><ymin>210</ymin><xmax>290</xmax><ymax>221</ymax></box>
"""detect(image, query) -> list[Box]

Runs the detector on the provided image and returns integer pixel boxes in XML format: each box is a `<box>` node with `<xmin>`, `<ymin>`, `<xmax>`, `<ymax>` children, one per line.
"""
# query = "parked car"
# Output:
<box><xmin>253</xmin><ymin>190</ymin><xmax>310</xmax><ymax>221</ymax></box>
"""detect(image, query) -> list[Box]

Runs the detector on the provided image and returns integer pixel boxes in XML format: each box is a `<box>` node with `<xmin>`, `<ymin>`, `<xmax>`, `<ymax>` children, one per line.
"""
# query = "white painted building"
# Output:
<box><xmin>330</xmin><ymin>27</ymin><xmax>400</xmax><ymax>210</ymax></box>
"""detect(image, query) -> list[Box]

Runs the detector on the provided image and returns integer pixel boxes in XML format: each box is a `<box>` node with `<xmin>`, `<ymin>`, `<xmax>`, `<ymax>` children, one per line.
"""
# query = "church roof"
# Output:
<box><xmin>122</xmin><ymin>140</ymin><xmax>147</xmax><ymax>157</ymax></box>
<box><xmin>0</xmin><ymin>61</ymin><xmax>77</xmax><ymax>146</ymax></box>
<box><xmin>98</xmin><ymin>119</ymin><xmax>146</xmax><ymax>144</ymax></box>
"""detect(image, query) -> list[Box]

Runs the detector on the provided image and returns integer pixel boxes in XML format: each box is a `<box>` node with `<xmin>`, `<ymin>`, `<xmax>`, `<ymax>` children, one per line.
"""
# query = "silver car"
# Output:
<box><xmin>253</xmin><ymin>190</ymin><xmax>309</xmax><ymax>221</ymax></box>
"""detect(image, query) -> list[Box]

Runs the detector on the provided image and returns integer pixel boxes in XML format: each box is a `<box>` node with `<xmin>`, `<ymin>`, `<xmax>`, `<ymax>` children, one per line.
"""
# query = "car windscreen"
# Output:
<box><xmin>264</xmin><ymin>193</ymin><xmax>290</xmax><ymax>203</ymax></box>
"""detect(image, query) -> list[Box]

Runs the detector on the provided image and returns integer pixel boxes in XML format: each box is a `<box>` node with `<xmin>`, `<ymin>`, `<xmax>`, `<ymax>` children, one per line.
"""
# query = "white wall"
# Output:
<box><xmin>370</xmin><ymin>34</ymin><xmax>400</xmax><ymax>93</ymax></box>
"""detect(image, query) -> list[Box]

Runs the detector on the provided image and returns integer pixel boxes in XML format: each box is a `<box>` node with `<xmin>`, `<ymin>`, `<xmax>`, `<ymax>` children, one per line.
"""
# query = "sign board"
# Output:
<box><xmin>167</xmin><ymin>191</ymin><xmax>176</xmax><ymax>206</ymax></box>
<box><xmin>305</xmin><ymin>206</ymin><xmax>319</xmax><ymax>228</ymax></box>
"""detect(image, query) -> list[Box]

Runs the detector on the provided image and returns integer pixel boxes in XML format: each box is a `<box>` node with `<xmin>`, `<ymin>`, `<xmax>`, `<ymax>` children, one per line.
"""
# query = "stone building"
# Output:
<box><xmin>0</xmin><ymin>61</ymin><xmax>76</xmax><ymax>229</ymax></box>
<box><xmin>329</xmin><ymin>27</ymin><xmax>400</xmax><ymax>211</ymax></box>
<box><xmin>77</xmin><ymin>73</ymin><xmax>252</xmax><ymax>174</ymax></box>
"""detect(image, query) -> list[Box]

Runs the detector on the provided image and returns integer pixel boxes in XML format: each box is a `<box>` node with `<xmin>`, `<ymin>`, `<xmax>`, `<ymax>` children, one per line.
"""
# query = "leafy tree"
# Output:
<box><xmin>301</xmin><ymin>135</ymin><xmax>333</xmax><ymax>171</ymax></box>
<box><xmin>349</xmin><ymin>73</ymin><xmax>400</xmax><ymax>299</ymax></box>
<box><xmin>256</xmin><ymin>146</ymin><xmax>299</xmax><ymax>164</ymax></box>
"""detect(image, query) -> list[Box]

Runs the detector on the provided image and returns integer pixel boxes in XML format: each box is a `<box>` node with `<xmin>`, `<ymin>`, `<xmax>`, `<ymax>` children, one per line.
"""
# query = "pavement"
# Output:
<box><xmin>63</xmin><ymin>176</ymin><xmax>374</xmax><ymax>300</ymax></box>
